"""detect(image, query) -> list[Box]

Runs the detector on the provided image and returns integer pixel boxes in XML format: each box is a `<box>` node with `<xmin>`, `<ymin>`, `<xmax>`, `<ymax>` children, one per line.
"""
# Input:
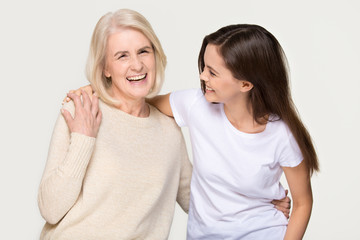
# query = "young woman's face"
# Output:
<box><xmin>104</xmin><ymin>27</ymin><xmax>156</xmax><ymax>102</ymax></box>
<box><xmin>200</xmin><ymin>44</ymin><xmax>246</xmax><ymax>104</ymax></box>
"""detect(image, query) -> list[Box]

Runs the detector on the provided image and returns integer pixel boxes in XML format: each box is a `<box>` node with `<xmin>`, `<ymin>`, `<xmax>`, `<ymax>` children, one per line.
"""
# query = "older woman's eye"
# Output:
<box><xmin>117</xmin><ymin>54</ymin><xmax>127</xmax><ymax>60</ymax></box>
<box><xmin>139</xmin><ymin>50</ymin><xmax>149</xmax><ymax>54</ymax></box>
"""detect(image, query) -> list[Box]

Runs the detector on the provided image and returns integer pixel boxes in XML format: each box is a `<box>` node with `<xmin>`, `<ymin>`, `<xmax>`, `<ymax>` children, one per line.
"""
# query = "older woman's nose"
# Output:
<box><xmin>130</xmin><ymin>56</ymin><xmax>143</xmax><ymax>71</ymax></box>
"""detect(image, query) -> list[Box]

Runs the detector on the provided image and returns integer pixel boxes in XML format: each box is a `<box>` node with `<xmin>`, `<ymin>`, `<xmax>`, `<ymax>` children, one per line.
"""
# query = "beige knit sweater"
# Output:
<box><xmin>38</xmin><ymin>100</ymin><xmax>192</xmax><ymax>240</ymax></box>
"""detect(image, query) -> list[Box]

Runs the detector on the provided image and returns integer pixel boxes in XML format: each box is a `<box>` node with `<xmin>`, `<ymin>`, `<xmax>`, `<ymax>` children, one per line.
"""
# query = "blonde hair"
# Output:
<box><xmin>85</xmin><ymin>9</ymin><xmax>167</xmax><ymax>106</ymax></box>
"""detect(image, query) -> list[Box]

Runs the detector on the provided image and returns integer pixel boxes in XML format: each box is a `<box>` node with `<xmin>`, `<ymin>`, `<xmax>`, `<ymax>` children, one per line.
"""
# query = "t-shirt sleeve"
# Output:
<box><xmin>169</xmin><ymin>88</ymin><xmax>202</xmax><ymax>127</ymax></box>
<box><xmin>278</xmin><ymin>124</ymin><xmax>304</xmax><ymax>167</ymax></box>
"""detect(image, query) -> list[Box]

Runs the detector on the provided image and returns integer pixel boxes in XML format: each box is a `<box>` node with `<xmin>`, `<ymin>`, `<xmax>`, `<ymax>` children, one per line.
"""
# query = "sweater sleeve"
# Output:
<box><xmin>38</xmin><ymin>102</ymin><xmax>96</xmax><ymax>224</ymax></box>
<box><xmin>176</xmin><ymin>134</ymin><xmax>192</xmax><ymax>213</ymax></box>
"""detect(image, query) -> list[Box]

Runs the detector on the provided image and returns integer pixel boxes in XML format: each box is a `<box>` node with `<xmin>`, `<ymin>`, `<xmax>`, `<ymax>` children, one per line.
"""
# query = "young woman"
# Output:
<box><xmin>150</xmin><ymin>24</ymin><xmax>319</xmax><ymax>239</ymax></box>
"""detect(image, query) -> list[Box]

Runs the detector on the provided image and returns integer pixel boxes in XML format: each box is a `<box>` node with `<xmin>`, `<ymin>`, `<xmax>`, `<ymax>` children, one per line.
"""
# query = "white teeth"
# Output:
<box><xmin>206</xmin><ymin>86</ymin><xmax>214</xmax><ymax>91</ymax></box>
<box><xmin>127</xmin><ymin>74</ymin><xmax>146</xmax><ymax>81</ymax></box>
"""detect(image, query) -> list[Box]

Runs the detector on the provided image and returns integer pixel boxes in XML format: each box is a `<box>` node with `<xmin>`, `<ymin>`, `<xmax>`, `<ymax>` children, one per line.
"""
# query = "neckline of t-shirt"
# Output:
<box><xmin>220</xmin><ymin>103</ymin><xmax>273</xmax><ymax>138</ymax></box>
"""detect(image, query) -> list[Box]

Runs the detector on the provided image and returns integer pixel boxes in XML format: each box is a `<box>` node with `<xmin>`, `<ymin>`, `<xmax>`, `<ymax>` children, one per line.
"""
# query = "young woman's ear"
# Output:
<box><xmin>240</xmin><ymin>80</ymin><xmax>254</xmax><ymax>92</ymax></box>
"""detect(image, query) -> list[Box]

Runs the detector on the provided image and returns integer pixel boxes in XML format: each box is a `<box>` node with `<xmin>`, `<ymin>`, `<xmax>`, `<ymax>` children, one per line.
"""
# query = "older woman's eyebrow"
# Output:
<box><xmin>138</xmin><ymin>46</ymin><xmax>152</xmax><ymax>52</ymax></box>
<box><xmin>113</xmin><ymin>46</ymin><xmax>152</xmax><ymax>58</ymax></box>
<box><xmin>114</xmin><ymin>51</ymin><xmax>128</xmax><ymax>57</ymax></box>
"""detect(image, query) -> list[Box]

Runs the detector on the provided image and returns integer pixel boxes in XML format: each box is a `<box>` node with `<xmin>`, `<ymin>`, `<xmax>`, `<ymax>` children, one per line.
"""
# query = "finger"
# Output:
<box><xmin>61</xmin><ymin>109</ymin><xmax>73</xmax><ymax>128</ymax></box>
<box><xmin>274</xmin><ymin>204</ymin><xmax>289</xmax><ymax>212</ymax></box>
<box><xmin>274</xmin><ymin>206</ymin><xmax>290</xmax><ymax>218</ymax></box>
<box><xmin>96</xmin><ymin>109</ymin><xmax>102</xmax><ymax>126</ymax></box>
<box><xmin>63</xmin><ymin>90</ymin><xmax>75</xmax><ymax>103</ymax></box>
<box><xmin>67</xmin><ymin>92</ymin><xmax>83</xmax><ymax>110</ymax></box>
<box><xmin>279</xmin><ymin>196</ymin><xmax>290</xmax><ymax>203</ymax></box>
<box><xmin>83</xmin><ymin>84</ymin><xmax>93</xmax><ymax>96</ymax></box>
<box><xmin>82</xmin><ymin>90</ymin><xmax>91</xmax><ymax>111</ymax></box>
<box><xmin>91</xmin><ymin>94</ymin><xmax>99</xmax><ymax>117</ymax></box>
<box><xmin>276</xmin><ymin>199</ymin><xmax>290</xmax><ymax>209</ymax></box>
<box><xmin>74</xmin><ymin>88</ymin><xmax>82</xmax><ymax>97</ymax></box>
<box><xmin>62</xmin><ymin>96</ymin><xmax>71</xmax><ymax>104</ymax></box>
<box><xmin>285</xmin><ymin>189</ymin><xmax>289</xmax><ymax>196</ymax></box>
<box><xmin>283</xmin><ymin>195</ymin><xmax>291</xmax><ymax>209</ymax></box>
<box><xmin>274</xmin><ymin>205</ymin><xmax>283</xmax><ymax>212</ymax></box>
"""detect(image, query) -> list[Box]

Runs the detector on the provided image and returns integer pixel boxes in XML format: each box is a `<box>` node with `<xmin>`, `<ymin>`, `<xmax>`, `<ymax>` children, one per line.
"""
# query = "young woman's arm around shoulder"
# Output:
<box><xmin>283</xmin><ymin>160</ymin><xmax>313</xmax><ymax>240</ymax></box>
<box><xmin>147</xmin><ymin>93</ymin><xmax>173</xmax><ymax>117</ymax></box>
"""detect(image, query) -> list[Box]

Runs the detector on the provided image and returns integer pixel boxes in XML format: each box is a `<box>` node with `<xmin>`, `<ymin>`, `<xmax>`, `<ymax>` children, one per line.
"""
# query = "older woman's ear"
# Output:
<box><xmin>103</xmin><ymin>67</ymin><xmax>111</xmax><ymax>78</ymax></box>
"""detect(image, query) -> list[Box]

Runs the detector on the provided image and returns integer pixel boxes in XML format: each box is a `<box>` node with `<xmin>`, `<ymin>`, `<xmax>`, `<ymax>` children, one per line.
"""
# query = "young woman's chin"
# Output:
<box><xmin>204</xmin><ymin>91</ymin><xmax>218</xmax><ymax>103</ymax></box>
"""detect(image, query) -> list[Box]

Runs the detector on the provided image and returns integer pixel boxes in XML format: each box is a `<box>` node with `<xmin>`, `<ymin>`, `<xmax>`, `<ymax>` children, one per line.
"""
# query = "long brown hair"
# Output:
<box><xmin>198</xmin><ymin>24</ymin><xmax>319</xmax><ymax>175</ymax></box>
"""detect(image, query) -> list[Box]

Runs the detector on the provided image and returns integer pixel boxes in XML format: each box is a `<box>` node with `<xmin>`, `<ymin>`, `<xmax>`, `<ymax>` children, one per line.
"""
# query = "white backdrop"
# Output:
<box><xmin>1</xmin><ymin>0</ymin><xmax>359</xmax><ymax>239</ymax></box>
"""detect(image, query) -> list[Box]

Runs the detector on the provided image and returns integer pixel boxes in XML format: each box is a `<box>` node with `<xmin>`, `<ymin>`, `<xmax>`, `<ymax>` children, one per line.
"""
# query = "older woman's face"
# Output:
<box><xmin>104</xmin><ymin>27</ymin><xmax>156</xmax><ymax>102</ymax></box>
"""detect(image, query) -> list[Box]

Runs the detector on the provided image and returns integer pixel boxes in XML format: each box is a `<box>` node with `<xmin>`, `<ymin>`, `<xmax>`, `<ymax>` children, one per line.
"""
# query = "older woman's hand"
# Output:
<box><xmin>61</xmin><ymin>90</ymin><xmax>102</xmax><ymax>138</ymax></box>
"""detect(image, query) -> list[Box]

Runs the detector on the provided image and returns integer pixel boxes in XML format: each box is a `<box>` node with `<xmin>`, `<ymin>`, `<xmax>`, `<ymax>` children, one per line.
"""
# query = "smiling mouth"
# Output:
<box><xmin>126</xmin><ymin>73</ymin><xmax>147</xmax><ymax>81</ymax></box>
<box><xmin>206</xmin><ymin>85</ymin><xmax>214</xmax><ymax>91</ymax></box>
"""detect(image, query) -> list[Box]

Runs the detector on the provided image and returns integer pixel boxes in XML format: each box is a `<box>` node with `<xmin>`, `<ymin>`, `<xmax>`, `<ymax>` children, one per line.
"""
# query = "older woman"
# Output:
<box><xmin>38</xmin><ymin>9</ymin><xmax>192</xmax><ymax>239</ymax></box>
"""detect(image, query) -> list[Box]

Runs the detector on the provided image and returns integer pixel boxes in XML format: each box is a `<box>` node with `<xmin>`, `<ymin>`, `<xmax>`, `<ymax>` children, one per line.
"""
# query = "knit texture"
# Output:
<box><xmin>38</xmin><ymin>100</ymin><xmax>192</xmax><ymax>240</ymax></box>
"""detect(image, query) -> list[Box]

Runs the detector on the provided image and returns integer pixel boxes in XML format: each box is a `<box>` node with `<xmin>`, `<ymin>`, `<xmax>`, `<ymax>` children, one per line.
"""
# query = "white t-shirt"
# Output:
<box><xmin>170</xmin><ymin>89</ymin><xmax>303</xmax><ymax>240</ymax></box>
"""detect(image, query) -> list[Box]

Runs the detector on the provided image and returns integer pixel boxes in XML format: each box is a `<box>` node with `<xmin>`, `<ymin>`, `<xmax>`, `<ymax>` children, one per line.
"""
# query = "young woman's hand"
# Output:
<box><xmin>63</xmin><ymin>84</ymin><xmax>94</xmax><ymax>103</ymax></box>
<box><xmin>61</xmin><ymin>90</ymin><xmax>102</xmax><ymax>138</ymax></box>
<box><xmin>272</xmin><ymin>190</ymin><xmax>291</xmax><ymax>218</ymax></box>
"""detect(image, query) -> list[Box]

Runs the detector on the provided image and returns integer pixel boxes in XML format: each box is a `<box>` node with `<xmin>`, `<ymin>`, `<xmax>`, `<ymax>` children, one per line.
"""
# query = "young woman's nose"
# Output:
<box><xmin>200</xmin><ymin>71</ymin><xmax>208</xmax><ymax>82</ymax></box>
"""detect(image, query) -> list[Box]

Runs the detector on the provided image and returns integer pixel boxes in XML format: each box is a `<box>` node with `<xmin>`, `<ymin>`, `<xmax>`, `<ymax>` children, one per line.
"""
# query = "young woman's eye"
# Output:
<box><xmin>209</xmin><ymin>70</ymin><xmax>216</xmax><ymax>76</ymax></box>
